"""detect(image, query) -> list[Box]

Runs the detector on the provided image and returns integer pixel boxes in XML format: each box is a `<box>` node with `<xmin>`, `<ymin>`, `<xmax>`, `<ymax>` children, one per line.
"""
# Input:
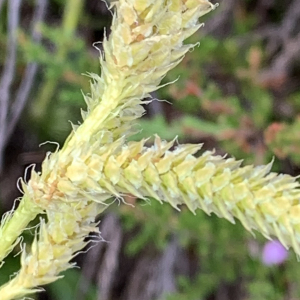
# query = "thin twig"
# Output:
<box><xmin>203</xmin><ymin>0</ymin><xmax>235</xmax><ymax>35</ymax></box>
<box><xmin>6</xmin><ymin>0</ymin><xmax>48</xmax><ymax>144</ymax></box>
<box><xmin>148</xmin><ymin>92</ymin><xmax>164</xmax><ymax>117</ymax></box>
<box><xmin>281</xmin><ymin>0</ymin><xmax>300</xmax><ymax>40</ymax></box>
<box><xmin>0</xmin><ymin>0</ymin><xmax>22</xmax><ymax>173</ymax></box>
<box><xmin>96</xmin><ymin>214</ymin><xmax>122</xmax><ymax>300</ymax></box>
<box><xmin>75</xmin><ymin>214</ymin><xmax>122</xmax><ymax>300</ymax></box>
<box><xmin>259</xmin><ymin>31</ymin><xmax>300</xmax><ymax>87</ymax></box>
<box><xmin>0</xmin><ymin>0</ymin><xmax>6</xmax><ymax>15</ymax></box>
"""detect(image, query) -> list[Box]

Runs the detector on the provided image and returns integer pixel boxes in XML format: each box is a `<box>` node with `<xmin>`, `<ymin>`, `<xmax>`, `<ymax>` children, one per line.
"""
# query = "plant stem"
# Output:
<box><xmin>31</xmin><ymin>0</ymin><xmax>83</xmax><ymax>122</ymax></box>
<box><xmin>0</xmin><ymin>195</ymin><xmax>42</xmax><ymax>263</ymax></box>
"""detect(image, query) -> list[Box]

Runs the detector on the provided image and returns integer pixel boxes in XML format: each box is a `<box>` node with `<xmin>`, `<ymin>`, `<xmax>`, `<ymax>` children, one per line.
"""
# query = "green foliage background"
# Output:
<box><xmin>1</xmin><ymin>0</ymin><xmax>300</xmax><ymax>299</ymax></box>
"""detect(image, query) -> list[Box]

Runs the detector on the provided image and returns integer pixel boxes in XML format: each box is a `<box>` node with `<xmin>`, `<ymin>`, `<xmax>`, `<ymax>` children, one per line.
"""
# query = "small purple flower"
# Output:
<box><xmin>262</xmin><ymin>240</ymin><xmax>288</xmax><ymax>266</ymax></box>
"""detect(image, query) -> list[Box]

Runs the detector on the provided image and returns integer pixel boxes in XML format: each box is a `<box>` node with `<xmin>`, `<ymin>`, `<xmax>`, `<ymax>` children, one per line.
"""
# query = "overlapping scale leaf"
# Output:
<box><xmin>68</xmin><ymin>0</ymin><xmax>217</xmax><ymax>155</ymax></box>
<box><xmin>27</xmin><ymin>134</ymin><xmax>300</xmax><ymax>256</ymax></box>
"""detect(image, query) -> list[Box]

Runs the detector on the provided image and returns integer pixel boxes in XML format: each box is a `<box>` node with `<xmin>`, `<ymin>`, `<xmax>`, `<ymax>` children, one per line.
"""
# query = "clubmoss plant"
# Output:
<box><xmin>1</xmin><ymin>0</ymin><xmax>300</xmax><ymax>299</ymax></box>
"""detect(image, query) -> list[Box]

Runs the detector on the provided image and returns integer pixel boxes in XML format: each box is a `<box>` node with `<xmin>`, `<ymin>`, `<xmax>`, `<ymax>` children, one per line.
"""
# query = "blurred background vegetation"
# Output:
<box><xmin>1</xmin><ymin>0</ymin><xmax>300</xmax><ymax>299</ymax></box>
